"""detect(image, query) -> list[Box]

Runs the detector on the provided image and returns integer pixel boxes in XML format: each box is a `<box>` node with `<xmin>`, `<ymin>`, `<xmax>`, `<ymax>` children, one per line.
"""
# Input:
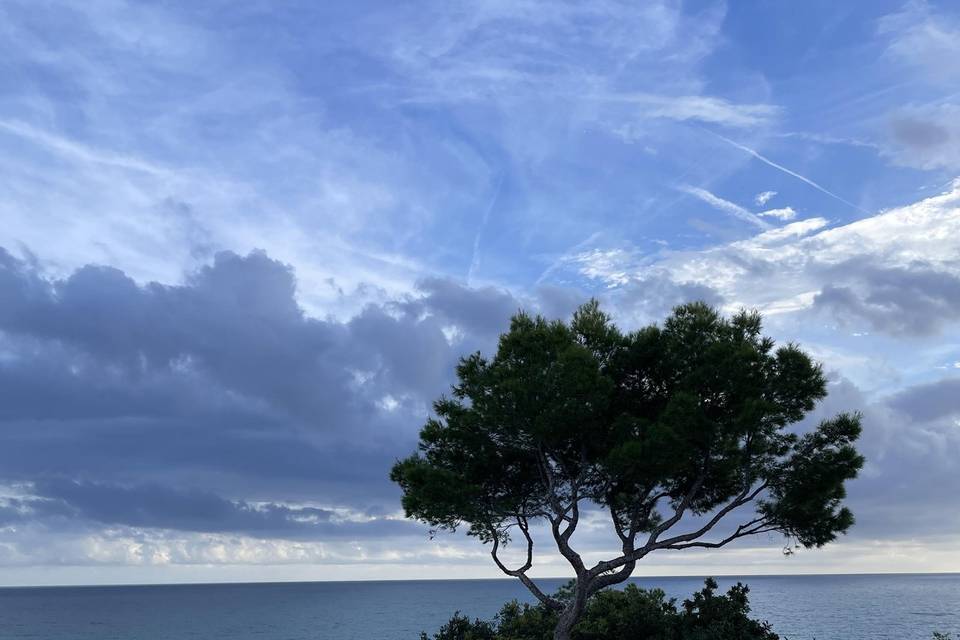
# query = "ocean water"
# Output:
<box><xmin>0</xmin><ymin>574</ymin><xmax>957</xmax><ymax>640</ymax></box>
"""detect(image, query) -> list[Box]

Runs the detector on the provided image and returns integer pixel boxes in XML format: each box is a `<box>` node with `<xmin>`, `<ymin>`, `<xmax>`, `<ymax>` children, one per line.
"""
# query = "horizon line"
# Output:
<box><xmin>3</xmin><ymin>570</ymin><xmax>957</xmax><ymax>591</ymax></box>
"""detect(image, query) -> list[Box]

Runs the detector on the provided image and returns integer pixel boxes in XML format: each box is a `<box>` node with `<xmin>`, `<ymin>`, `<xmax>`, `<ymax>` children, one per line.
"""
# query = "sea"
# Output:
<box><xmin>0</xmin><ymin>573</ymin><xmax>957</xmax><ymax>640</ymax></box>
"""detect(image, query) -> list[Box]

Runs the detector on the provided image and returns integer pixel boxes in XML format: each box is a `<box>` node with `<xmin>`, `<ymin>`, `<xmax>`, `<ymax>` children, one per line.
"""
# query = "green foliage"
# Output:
<box><xmin>420</xmin><ymin>579</ymin><xmax>780</xmax><ymax>640</ymax></box>
<box><xmin>675</xmin><ymin>578</ymin><xmax>777</xmax><ymax>640</ymax></box>
<box><xmin>495</xmin><ymin>601</ymin><xmax>556</xmax><ymax>640</ymax></box>
<box><xmin>574</xmin><ymin>584</ymin><xmax>679</xmax><ymax>640</ymax></box>
<box><xmin>392</xmin><ymin>300</ymin><xmax>863</xmax><ymax>549</ymax></box>
<box><xmin>419</xmin><ymin>612</ymin><xmax>495</xmax><ymax>640</ymax></box>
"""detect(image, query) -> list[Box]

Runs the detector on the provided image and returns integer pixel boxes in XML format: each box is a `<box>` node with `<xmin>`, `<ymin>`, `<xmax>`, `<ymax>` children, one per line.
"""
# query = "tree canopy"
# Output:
<box><xmin>392</xmin><ymin>301</ymin><xmax>863</xmax><ymax>640</ymax></box>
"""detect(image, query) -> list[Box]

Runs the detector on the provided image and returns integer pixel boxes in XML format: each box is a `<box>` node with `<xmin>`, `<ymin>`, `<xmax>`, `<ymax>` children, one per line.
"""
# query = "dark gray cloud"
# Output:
<box><xmin>25</xmin><ymin>480</ymin><xmax>420</xmax><ymax>540</ymax></box>
<box><xmin>813</xmin><ymin>260</ymin><xmax>960</xmax><ymax>336</ymax></box>
<box><xmin>532</xmin><ymin>284</ymin><xmax>590</xmax><ymax>322</ymax></box>
<box><xmin>887</xmin><ymin>377</ymin><xmax>960</xmax><ymax>423</ymax></box>
<box><xmin>0</xmin><ymin>245</ymin><xmax>535</xmax><ymax>540</ymax></box>
<box><xmin>798</xmin><ymin>374</ymin><xmax>960</xmax><ymax>540</ymax></box>
<box><xmin>409</xmin><ymin>277</ymin><xmax>521</xmax><ymax>338</ymax></box>
<box><xmin>1</xmin><ymin>248</ymin><xmax>358</xmax><ymax>421</ymax></box>
<box><xmin>882</xmin><ymin>104</ymin><xmax>960</xmax><ymax>170</ymax></box>
<box><xmin>891</xmin><ymin>117</ymin><xmax>950</xmax><ymax>150</ymax></box>
<box><xmin>2</xmin><ymin>243</ymin><xmax>957</xmax><ymax>561</ymax></box>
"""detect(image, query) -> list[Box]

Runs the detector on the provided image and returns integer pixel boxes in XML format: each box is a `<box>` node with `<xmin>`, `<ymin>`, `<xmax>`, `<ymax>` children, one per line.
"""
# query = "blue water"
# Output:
<box><xmin>0</xmin><ymin>574</ymin><xmax>957</xmax><ymax>639</ymax></box>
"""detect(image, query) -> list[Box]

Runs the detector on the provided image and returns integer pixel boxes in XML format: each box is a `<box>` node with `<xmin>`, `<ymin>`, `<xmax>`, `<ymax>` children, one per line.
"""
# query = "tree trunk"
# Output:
<box><xmin>552</xmin><ymin>582</ymin><xmax>588</xmax><ymax>640</ymax></box>
<box><xmin>553</xmin><ymin>606</ymin><xmax>578</xmax><ymax>640</ymax></box>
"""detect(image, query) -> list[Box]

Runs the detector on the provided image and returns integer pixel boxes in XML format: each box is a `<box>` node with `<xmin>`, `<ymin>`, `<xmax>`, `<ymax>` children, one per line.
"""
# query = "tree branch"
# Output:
<box><xmin>641</xmin><ymin>468</ymin><xmax>708</xmax><ymax>548</ymax></box>
<box><xmin>587</xmin><ymin>558</ymin><xmax>637</xmax><ymax>595</ymax></box>
<box><xmin>662</xmin><ymin>516</ymin><xmax>777</xmax><ymax>550</ymax></box>
<box><xmin>536</xmin><ymin>446</ymin><xmax>570</xmax><ymax>521</ymax></box>
<box><xmin>588</xmin><ymin>480</ymin><xmax>769</xmax><ymax>576</ymax></box>
<box><xmin>551</xmin><ymin>511</ymin><xmax>586</xmax><ymax>577</ymax></box>
<box><xmin>488</xmin><ymin>519</ymin><xmax>561</xmax><ymax>611</ymax></box>
<box><xmin>652</xmin><ymin>481</ymin><xmax>768</xmax><ymax>549</ymax></box>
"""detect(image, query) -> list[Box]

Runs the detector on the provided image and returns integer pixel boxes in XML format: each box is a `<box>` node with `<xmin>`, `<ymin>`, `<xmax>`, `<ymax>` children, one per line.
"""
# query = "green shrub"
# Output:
<box><xmin>495</xmin><ymin>601</ymin><xmax>555</xmax><ymax>640</ymax></box>
<box><xmin>676</xmin><ymin>578</ymin><xmax>777</xmax><ymax>640</ymax></box>
<box><xmin>419</xmin><ymin>612</ymin><xmax>496</xmax><ymax>640</ymax></box>
<box><xmin>574</xmin><ymin>585</ymin><xmax>677</xmax><ymax>640</ymax></box>
<box><xmin>421</xmin><ymin>579</ymin><xmax>779</xmax><ymax>640</ymax></box>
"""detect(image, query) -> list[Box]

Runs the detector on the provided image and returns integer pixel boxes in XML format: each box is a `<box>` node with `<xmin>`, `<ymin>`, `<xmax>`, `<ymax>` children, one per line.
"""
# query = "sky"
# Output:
<box><xmin>0</xmin><ymin>0</ymin><xmax>959</xmax><ymax>586</ymax></box>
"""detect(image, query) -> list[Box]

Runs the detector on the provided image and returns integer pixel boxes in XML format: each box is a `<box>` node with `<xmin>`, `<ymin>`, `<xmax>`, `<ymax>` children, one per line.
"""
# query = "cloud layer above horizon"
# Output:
<box><xmin>1</xmin><ymin>0</ymin><xmax>959</xmax><ymax>584</ymax></box>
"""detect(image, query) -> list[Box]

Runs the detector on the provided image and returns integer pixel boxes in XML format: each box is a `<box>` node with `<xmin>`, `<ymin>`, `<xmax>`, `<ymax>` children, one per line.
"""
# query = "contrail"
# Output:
<box><xmin>467</xmin><ymin>173</ymin><xmax>504</xmax><ymax>285</ymax></box>
<box><xmin>0</xmin><ymin>119</ymin><xmax>167</xmax><ymax>175</ymax></box>
<box><xmin>706</xmin><ymin>130</ymin><xmax>869</xmax><ymax>214</ymax></box>
<box><xmin>679</xmin><ymin>185</ymin><xmax>771</xmax><ymax>229</ymax></box>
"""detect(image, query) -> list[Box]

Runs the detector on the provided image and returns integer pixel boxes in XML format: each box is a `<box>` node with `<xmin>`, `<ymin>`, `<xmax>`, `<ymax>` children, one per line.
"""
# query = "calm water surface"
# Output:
<box><xmin>1</xmin><ymin>574</ymin><xmax>957</xmax><ymax>640</ymax></box>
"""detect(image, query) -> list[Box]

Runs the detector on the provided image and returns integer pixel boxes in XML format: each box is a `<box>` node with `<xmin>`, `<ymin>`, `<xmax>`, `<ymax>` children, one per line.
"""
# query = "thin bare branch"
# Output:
<box><xmin>488</xmin><ymin>519</ymin><xmax>560</xmax><ymax>611</ymax></box>
<box><xmin>588</xmin><ymin>479</ymin><xmax>769</xmax><ymax>577</ymax></box>
<box><xmin>644</xmin><ymin>469</ymin><xmax>708</xmax><ymax>546</ymax></box>
<box><xmin>653</xmin><ymin>481</ymin><xmax>768</xmax><ymax>549</ymax></box>
<box><xmin>663</xmin><ymin>517</ymin><xmax>777</xmax><ymax>550</ymax></box>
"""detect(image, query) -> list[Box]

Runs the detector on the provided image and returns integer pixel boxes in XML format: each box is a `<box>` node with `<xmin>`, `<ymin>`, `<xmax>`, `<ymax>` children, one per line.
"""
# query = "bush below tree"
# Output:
<box><xmin>420</xmin><ymin>578</ymin><xmax>779</xmax><ymax>640</ymax></box>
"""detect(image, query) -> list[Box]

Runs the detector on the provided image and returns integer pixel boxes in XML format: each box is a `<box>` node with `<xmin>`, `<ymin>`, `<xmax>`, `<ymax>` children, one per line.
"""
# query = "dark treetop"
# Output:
<box><xmin>391</xmin><ymin>301</ymin><xmax>863</xmax><ymax>640</ymax></box>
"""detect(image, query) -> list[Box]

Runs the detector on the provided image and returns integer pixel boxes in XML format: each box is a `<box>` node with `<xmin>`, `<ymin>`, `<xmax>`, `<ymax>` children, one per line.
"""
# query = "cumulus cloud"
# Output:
<box><xmin>796</xmin><ymin>373</ymin><xmax>960</xmax><ymax>541</ymax></box>
<box><xmin>2</xmin><ymin>211</ymin><xmax>960</xmax><ymax>571</ymax></box>
<box><xmin>885</xmin><ymin>377</ymin><xmax>960</xmax><ymax>422</ymax></box>
<box><xmin>24</xmin><ymin>480</ymin><xmax>418</xmax><ymax>540</ymax></box>
<box><xmin>813</xmin><ymin>261</ymin><xmax>960</xmax><ymax>336</ymax></box>
<box><xmin>0</xmin><ymin>245</ymin><xmax>537</xmax><ymax>564</ymax></box>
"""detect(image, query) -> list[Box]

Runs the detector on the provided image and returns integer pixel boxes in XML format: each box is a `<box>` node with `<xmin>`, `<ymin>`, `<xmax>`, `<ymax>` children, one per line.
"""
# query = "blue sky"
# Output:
<box><xmin>1</xmin><ymin>0</ymin><xmax>959</xmax><ymax>585</ymax></box>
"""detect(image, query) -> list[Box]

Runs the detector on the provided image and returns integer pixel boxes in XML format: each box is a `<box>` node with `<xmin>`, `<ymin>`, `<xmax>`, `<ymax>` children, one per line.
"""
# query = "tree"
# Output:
<box><xmin>392</xmin><ymin>301</ymin><xmax>863</xmax><ymax>640</ymax></box>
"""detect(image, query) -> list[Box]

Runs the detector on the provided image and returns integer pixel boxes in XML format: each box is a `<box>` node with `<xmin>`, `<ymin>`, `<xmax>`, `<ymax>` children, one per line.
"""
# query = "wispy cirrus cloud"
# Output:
<box><xmin>879</xmin><ymin>0</ymin><xmax>960</xmax><ymax>86</ymax></box>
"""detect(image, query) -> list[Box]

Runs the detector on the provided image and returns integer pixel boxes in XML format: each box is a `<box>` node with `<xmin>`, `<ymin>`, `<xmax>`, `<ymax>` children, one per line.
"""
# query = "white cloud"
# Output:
<box><xmin>755</xmin><ymin>190</ymin><xmax>777</xmax><ymax>206</ymax></box>
<box><xmin>569</xmin><ymin>248</ymin><xmax>638</xmax><ymax>287</ymax></box>
<box><xmin>604</xmin><ymin>93</ymin><xmax>778</xmax><ymax>128</ymax></box>
<box><xmin>666</xmin><ymin>181</ymin><xmax>960</xmax><ymax>313</ymax></box>
<box><xmin>759</xmin><ymin>206</ymin><xmax>797</xmax><ymax>220</ymax></box>
<box><xmin>562</xmin><ymin>181</ymin><xmax>960</xmax><ymax>350</ymax></box>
